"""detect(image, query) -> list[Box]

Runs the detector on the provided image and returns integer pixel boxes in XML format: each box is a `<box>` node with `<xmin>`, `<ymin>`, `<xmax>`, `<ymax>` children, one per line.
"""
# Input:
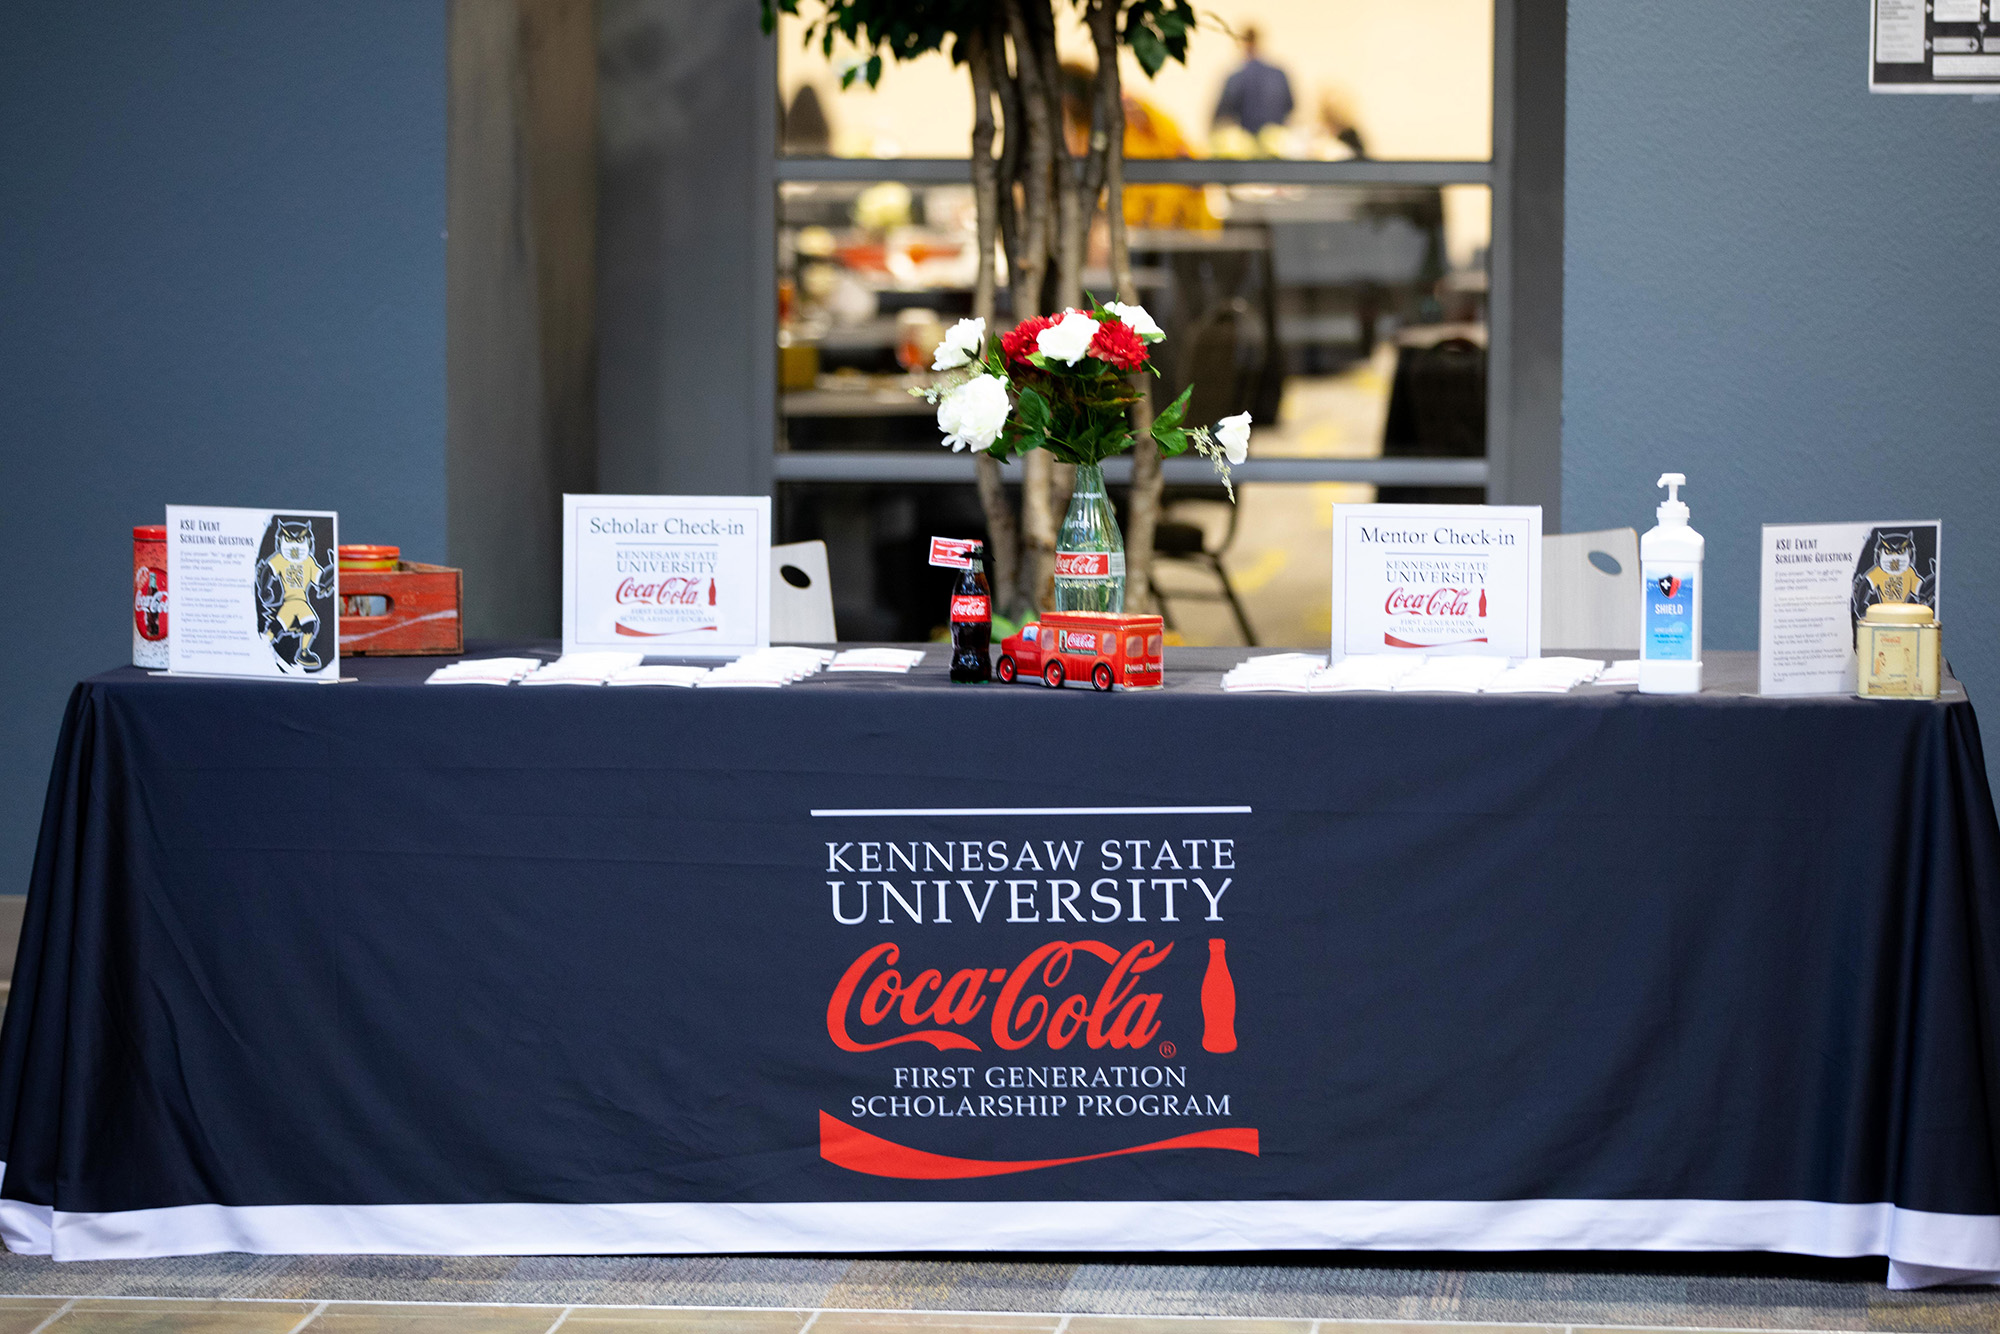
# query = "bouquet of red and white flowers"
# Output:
<box><xmin>921</xmin><ymin>300</ymin><xmax>1249</xmax><ymax>495</ymax></box>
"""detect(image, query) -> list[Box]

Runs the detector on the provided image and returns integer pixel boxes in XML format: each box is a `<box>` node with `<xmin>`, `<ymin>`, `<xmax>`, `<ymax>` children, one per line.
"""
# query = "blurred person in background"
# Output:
<box><xmin>1212</xmin><ymin>25</ymin><xmax>1294</xmax><ymax>142</ymax></box>
<box><xmin>1061</xmin><ymin>64</ymin><xmax>1218</xmax><ymax>231</ymax></box>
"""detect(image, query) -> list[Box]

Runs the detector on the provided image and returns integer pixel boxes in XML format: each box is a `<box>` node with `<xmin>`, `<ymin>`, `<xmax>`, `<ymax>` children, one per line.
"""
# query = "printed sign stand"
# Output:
<box><xmin>164</xmin><ymin>505</ymin><xmax>341</xmax><ymax>682</ymax></box>
<box><xmin>1871</xmin><ymin>0</ymin><xmax>2000</xmax><ymax>92</ymax></box>
<box><xmin>562</xmin><ymin>494</ymin><xmax>772</xmax><ymax>658</ymax></box>
<box><xmin>1330</xmin><ymin>504</ymin><xmax>1543</xmax><ymax>661</ymax></box>
<box><xmin>1758</xmin><ymin>520</ymin><xmax>1942</xmax><ymax>695</ymax></box>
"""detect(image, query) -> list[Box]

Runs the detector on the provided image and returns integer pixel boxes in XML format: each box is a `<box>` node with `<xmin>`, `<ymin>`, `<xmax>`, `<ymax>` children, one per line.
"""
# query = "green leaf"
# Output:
<box><xmin>1129</xmin><ymin>24</ymin><xmax>1166</xmax><ymax>77</ymax></box>
<box><xmin>1016</xmin><ymin>385</ymin><xmax>1052</xmax><ymax>436</ymax></box>
<box><xmin>1153</xmin><ymin>382</ymin><xmax>1193</xmax><ymax>433</ymax></box>
<box><xmin>1154</xmin><ymin>427</ymin><xmax>1192</xmax><ymax>457</ymax></box>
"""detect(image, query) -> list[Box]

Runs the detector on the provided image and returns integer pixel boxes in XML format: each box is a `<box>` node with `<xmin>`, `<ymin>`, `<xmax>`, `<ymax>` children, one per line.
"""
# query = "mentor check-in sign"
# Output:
<box><xmin>1330</xmin><ymin>504</ymin><xmax>1543</xmax><ymax>662</ymax></box>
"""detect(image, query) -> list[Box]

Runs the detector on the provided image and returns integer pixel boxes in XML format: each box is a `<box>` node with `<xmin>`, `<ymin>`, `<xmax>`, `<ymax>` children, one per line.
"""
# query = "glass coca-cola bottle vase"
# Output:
<box><xmin>1054</xmin><ymin>462</ymin><xmax>1125</xmax><ymax>613</ymax></box>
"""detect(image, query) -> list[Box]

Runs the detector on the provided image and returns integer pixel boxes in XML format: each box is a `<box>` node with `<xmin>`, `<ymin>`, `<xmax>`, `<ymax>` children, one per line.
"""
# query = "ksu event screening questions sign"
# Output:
<box><xmin>563</xmin><ymin>494</ymin><xmax>771</xmax><ymax>656</ymax></box>
<box><xmin>1330</xmin><ymin>504</ymin><xmax>1542</xmax><ymax>660</ymax></box>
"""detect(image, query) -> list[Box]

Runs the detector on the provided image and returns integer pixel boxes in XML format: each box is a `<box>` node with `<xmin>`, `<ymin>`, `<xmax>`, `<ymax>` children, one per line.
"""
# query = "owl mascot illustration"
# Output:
<box><xmin>257</xmin><ymin>520</ymin><xmax>336</xmax><ymax>671</ymax></box>
<box><xmin>1851</xmin><ymin>529</ymin><xmax>1934</xmax><ymax>624</ymax></box>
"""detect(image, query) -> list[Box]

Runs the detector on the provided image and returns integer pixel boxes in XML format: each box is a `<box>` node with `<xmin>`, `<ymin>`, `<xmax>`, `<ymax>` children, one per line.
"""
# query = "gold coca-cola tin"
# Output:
<box><xmin>1857</xmin><ymin>602</ymin><xmax>1939</xmax><ymax>699</ymax></box>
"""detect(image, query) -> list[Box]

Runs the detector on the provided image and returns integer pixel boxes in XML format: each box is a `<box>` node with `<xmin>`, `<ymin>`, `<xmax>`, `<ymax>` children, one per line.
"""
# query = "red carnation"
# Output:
<box><xmin>1001</xmin><ymin>313</ymin><xmax>1055</xmax><ymax>366</ymax></box>
<box><xmin>1088</xmin><ymin>318</ymin><xmax>1148</xmax><ymax>371</ymax></box>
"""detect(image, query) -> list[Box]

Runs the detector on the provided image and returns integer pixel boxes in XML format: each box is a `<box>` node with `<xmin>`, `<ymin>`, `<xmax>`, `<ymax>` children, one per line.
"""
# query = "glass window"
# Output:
<box><xmin>772</xmin><ymin>1</ymin><xmax>1499</xmax><ymax>649</ymax></box>
<box><xmin>778</xmin><ymin>1</ymin><xmax>1493</xmax><ymax>162</ymax></box>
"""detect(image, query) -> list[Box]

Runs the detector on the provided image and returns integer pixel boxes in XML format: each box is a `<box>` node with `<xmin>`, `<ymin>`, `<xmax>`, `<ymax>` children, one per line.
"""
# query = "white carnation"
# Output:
<box><xmin>1103</xmin><ymin>301</ymin><xmax>1164</xmax><ymax>343</ymax></box>
<box><xmin>1035</xmin><ymin>309</ymin><xmax>1100</xmax><ymax>366</ymax></box>
<box><xmin>938</xmin><ymin>374</ymin><xmax>1012</xmax><ymax>452</ymax></box>
<box><xmin>1216</xmin><ymin>412</ymin><xmax>1252</xmax><ymax>466</ymax></box>
<box><xmin>930</xmin><ymin>317</ymin><xmax>986</xmax><ymax>371</ymax></box>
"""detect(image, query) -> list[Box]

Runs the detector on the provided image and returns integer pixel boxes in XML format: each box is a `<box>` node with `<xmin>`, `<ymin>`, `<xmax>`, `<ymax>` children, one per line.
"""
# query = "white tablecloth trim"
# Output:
<box><xmin>0</xmin><ymin>1186</ymin><xmax>1993</xmax><ymax>1288</ymax></box>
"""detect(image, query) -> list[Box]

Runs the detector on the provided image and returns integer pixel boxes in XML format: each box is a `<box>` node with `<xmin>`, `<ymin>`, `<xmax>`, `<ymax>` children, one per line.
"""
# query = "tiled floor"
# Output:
<box><xmin>0</xmin><ymin>1307</ymin><xmax>1956</xmax><ymax>1334</ymax></box>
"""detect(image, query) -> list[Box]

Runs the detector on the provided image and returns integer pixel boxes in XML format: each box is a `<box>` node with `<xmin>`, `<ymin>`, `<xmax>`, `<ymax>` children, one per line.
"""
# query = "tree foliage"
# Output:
<box><xmin>761</xmin><ymin>1</ymin><xmax>1197</xmax><ymax>86</ymax></box>
<box><xmin>761</xmin><ymin>0</ymin><xmax>984</xmax><ymax>87</ymax></box>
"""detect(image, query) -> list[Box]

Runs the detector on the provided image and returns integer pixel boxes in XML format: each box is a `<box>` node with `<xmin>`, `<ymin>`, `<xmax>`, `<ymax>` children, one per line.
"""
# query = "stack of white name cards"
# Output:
<box><xmin>1391</xmin><ymin>656</ymin><xmax>1513</xmax><ymax>694</ymax></box>
<box><xmin>519</xmin><ymin>652</ymin><xmax>645</xmax><ymax>686</ymax></box>
<box><xmin>605</xmin><ymin>665</ymin><xmax>713</xmax><ymax>688</ymax></box>
<box><xmin>828</xmin><ymin>647</ymin><xmax>930</xmax><ymax>674</ymax></box>
<box><xmin>1598</xmin><ymin>660</ymin><xmax>1642</xmax><ymax>686</ymax></box>
<box><xmin>1482</xmin><ymin>657</ymin><xmax>1607</xmax><ymax>693</ymax></box>
<box><xmin>1310</xmin><ymin>655</ymin><xmax>1421</xmax><ymax>692</ymax></box>
<box><xmin>697</xmin><ymin>646</ymin><xmax>837</xmax><ymax>688</ymax></box>
<box><xmin>425</xmin><ymin>647</ymin><xmax>842</xmax><ymax>689</ymax></box>
<box><xmin>424</xmin><ymin>657</ymin><xmax>544</xmax><ymax>685</ymax></box>
<box><xmin>1221</xmin><ymin>653</ymin><xmax>1326</xmax><ymax>693</ymax></box>
<box><xmin>1221</xmin><ymin>653</ymin><xmax>1611</xmax><ymax>696</ymax></box>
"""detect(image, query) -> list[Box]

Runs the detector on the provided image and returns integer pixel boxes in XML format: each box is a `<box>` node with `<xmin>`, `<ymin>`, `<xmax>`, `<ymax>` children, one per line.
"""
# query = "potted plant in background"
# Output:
<box><xmin>762</xmin><ymin>0</ymin><xmax>1217</xmax><ymax>618</ymax></box>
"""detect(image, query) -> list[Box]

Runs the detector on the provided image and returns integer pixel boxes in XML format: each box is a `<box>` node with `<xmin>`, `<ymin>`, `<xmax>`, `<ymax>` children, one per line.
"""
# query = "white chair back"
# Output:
<box><xmin>770</xmin><ymin>540</ymin><xmax>837</xmax><ymax>643</ymax></box>
<box><xmin>1542</xmin><ymin>527</ymin><xmax>1639</xmax><ymax>651</ymax></box>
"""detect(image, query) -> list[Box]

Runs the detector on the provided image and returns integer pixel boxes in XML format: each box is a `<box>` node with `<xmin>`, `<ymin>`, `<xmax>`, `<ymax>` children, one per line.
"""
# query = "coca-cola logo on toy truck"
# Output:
<box><xmin>1057</xmin><ymin>630</ymin><xmax>1098</xmax><ymax>653</ymax></box>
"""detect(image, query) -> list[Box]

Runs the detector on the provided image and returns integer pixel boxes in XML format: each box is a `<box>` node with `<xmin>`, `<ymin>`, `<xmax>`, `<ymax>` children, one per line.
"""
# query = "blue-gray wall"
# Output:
<box><xmin>1565</xmin><ymin>7</ymin><xmax>2000</xmax><ymax>730</ymax></box>
<box><xmin>0</xmin><ymin>3</ymin><xmax>448</xmax><ymax>891</ymax></box>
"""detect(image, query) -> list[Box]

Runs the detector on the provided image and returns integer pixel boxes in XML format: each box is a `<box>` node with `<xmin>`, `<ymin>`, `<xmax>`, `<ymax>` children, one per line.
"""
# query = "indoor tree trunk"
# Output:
<box><xmin>1003</xmin><ymin>0</ymin><xmax>1059</xmax><ymax>610</ymax></box>
<box><xmin>965</xmin><ymin>24</ymin><xmax>1021</xmax><ymax>616</ymax></box>
<box><xmin>1089</xmin><ymin>0</ymin><xmax>1162</xmax><ymax>615</ymax></box>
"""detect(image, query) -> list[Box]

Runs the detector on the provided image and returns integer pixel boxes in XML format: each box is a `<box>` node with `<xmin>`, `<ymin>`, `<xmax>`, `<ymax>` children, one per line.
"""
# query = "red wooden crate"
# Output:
<box><xmin>339</xmin><ymin>561</ymin><xmax>464</xmax><ymax>656</ymax></box>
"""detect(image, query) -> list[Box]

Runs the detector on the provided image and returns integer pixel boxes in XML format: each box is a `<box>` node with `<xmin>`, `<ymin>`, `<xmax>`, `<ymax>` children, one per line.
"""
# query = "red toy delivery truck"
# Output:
<box><xmin>996</xmin><ymin>611</ymin><xmax>1165</xmax><ymax>690</ymax></box>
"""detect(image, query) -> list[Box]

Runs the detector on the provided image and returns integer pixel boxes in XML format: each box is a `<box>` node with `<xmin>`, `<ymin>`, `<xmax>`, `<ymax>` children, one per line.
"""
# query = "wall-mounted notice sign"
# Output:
<box><xmin>165</xmin><ymin>505</ymin><xmax>341</xmax><ymax>681</ymax></box>
<box><xmin>1872</xmin><ymin>0</ymin><xmax>2000</xmax><ymax>92</ymax></box>
<box><xmin>563</xmin><ymin>494</ymin><xmax>771</xmax><ymax>657</ymax></box>
<box><xmin>1330</xmin><ymin>504</ymin><xmax>1543</xmax><ymax>661</ymax></box>
<box><xmin>1759</xmin><ymin>520</ymin><xmax>1941</xmax><ymax>695</ymax></box>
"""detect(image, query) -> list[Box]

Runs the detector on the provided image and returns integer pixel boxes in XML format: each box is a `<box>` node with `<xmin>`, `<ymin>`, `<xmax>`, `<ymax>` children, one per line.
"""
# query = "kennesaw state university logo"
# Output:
<box><xmin>814</xmin><ymin>825</ymin><xmax>1259</xmax><ymax>1180</ymax></box>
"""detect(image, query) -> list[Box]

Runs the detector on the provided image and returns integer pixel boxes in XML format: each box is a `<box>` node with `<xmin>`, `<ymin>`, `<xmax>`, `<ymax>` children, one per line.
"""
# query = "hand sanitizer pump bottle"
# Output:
<box><xmin>1639</xmin><ymin>473</ymin><xmax>1703</xmax><ymax>694</ymax></box>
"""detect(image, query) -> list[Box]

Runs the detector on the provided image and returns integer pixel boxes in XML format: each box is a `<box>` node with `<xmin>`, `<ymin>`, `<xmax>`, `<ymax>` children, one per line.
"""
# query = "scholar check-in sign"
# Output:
<box><xmin>1330</xmin><ymin>504</ymin><xmax>1542</xmax><ymax>660</ymax></box>
<box><xmin>562</xmin><ymin>494</ymin><xmax>771</xmax><ymax>657</ymax></box>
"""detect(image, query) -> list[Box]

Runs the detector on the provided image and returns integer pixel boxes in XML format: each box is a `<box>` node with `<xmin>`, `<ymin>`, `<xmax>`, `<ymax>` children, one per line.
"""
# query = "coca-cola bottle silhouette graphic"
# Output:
<box><xmin>1478</xmin><ymin>588</ymin><xmax>1487</xmax><ymax>618</ymax></box>
<box><xmin>1200</xmin><ymin>938</ymin><xmax>1237</xmax><ymax>1053</ymax></box>
<box><xmin>707</xmin><ymin>577</ymin><xmax>716</xmax><ymax>607</ymax></box>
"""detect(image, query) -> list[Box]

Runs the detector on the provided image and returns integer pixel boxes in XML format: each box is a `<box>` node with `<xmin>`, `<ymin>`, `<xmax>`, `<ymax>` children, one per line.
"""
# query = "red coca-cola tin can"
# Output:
<box><xmin>133</xmin><ymin>524</ymin><xmax>168</xmax><ymax>668</ymax></box>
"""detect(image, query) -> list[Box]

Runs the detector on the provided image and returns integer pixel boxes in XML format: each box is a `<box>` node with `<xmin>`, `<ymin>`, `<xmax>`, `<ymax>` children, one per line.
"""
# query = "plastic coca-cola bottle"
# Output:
<box><xmin>949</xmin><ymin>543</ymin><xmax>992</xmax><ymax>684</ymax></box>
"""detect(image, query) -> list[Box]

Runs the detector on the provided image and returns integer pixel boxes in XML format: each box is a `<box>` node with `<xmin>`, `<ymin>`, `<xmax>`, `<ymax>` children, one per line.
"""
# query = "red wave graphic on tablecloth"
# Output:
<box><xmin>1384</xmin><ymin>634</ymin><xmax>1488</xmax><ymax>649</ymax></box>
<box><xmin>818</xmin><ymin>1110</ymin><xmax>1259</xmax><ymax>1179</ymax></box>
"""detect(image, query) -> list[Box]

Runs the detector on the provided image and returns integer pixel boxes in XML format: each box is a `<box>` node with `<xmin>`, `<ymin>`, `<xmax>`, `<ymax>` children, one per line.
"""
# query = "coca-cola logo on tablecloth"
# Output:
<box><xmin>815</xmin><ymin>828</ymin><xmax>1256</xmax><ymax>1179</ymax></box>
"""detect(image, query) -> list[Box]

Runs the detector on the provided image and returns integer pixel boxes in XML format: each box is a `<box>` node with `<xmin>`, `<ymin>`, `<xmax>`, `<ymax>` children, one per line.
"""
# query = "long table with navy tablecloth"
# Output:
<box><xmin>3</xmin><ymin>645</ymin><xmax>1999</xmax><ymax>1286</ymax></box>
